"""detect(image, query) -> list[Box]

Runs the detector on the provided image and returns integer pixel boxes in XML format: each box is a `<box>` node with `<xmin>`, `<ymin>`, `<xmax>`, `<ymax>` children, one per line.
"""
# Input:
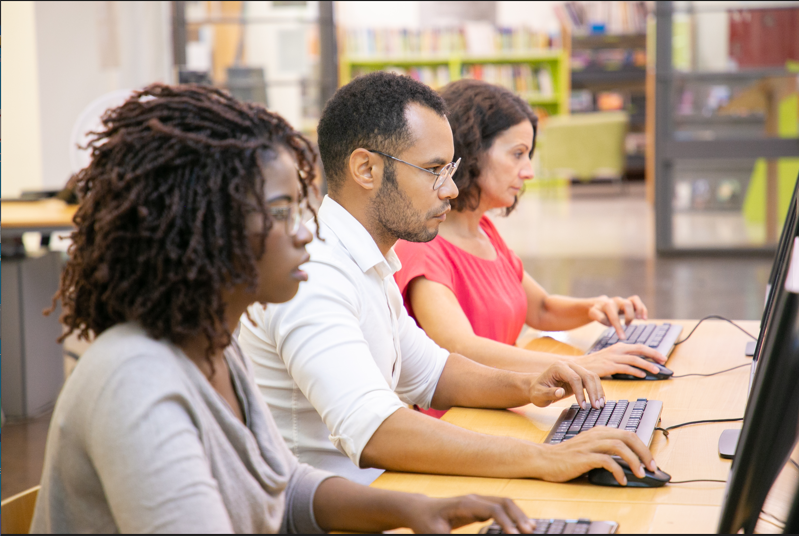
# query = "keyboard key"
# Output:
<box><xmin>625</xmin><ymin>325</ymin><xmax>644</xmax><ymax>343</ymax></box>
<box><xmin>635</xmin><ymin>323</ymin><xmax>656</xmax><ymax>344</ymax></box>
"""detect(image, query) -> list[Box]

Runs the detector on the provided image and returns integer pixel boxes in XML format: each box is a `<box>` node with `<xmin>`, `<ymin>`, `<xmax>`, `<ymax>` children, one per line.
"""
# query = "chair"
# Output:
<box><xmin>1</xmin><ymin>486</ymin><xmax>40</xmax><ymax>534</ymax></box>
<box><xmin>536</xmin><ymin>111</ymin><xmax>630</xmax><ymax>188</ymax></box>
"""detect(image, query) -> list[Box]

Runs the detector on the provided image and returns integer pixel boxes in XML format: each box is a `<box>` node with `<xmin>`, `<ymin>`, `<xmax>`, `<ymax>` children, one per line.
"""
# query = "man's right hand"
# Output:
<box><xmin>528</xmin><ymin>361</ymin><xmax>605</xmax><ymax>410</ymax></box>
<box><xmin>535</xmin><ymin>427</ymin><xmax>658</xmax><ymax>486</ymax></box>
<box><xmin>574</xmin><ymin>343</ymin><xmax>667</xmax><ymax>379</ymax></box>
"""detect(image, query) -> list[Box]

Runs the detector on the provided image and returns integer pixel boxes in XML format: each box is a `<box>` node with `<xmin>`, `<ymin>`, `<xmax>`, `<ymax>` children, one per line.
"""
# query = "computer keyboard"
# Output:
<box><xmin>480</xmin><ymin>518</ymin><xmax>619</xmax><ymax>534</ymax></box>
<box><xmin>588</xmin><ymin>323</ymin><xmax>683</xmax><ymax>359</ymax></box>
<box><xmin>544</xmin><ymin>399</ymin><xmax>663</xmax><ymax>447</ymax></box>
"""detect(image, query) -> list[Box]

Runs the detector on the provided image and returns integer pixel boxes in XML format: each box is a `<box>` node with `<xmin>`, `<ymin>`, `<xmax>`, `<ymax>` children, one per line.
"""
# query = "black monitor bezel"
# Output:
<box><xmin>717</xmin><ymin>230</ymin><xmax>799</xmax><ymax>533</ymax></box>
<box><xmin>753</xmin><ymin>179</ymin><xmax>799</xmax><ymax>368</ymax></box>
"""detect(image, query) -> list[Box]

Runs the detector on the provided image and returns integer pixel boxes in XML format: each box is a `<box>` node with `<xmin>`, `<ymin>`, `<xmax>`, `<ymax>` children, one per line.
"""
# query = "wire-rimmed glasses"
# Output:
<box><xmin>366</xmin><ymin>149</ymin><xmax>460</xmax><ymax>190</ymax></box>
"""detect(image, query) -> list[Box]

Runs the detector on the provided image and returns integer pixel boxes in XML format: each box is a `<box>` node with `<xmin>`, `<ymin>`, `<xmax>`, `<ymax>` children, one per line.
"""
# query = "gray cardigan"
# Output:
<box><xmin>31</xmin><ymin>323</ymin><xmax>334</xmax><ymax>533</ymax></box>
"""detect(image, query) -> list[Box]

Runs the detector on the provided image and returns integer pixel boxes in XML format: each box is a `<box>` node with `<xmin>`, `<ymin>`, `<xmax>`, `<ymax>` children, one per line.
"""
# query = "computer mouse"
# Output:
<box><xmin>588</xmin><ymin>458</ymin><xmax>671</xmax><ymax>488</ymax></box>
<box><xmin>612</xmin><ymin>362</ymin><xmax>673</xmax><ymax>381</ymax></box>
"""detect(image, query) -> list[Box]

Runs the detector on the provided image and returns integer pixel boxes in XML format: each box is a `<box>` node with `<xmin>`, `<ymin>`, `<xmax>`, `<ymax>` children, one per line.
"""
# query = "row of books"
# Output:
<box><xmin>570</xmin><ymin>89</ymin><xmax>645</xmax><ymax>116</ymax></box>
<box><xmin>350</xmin><ymin>63</ymin><xmax>555</xmax><ymax>97</ymax></box>
<box><xmin>351</xmin><ymin>66</ymin><xmax>452</xmax><ymax>90</ymax></box>
<box><xmin>461</xmin><ymin>64</ymin><xmax>555</xmax><ymax>97</ymax></box>
<box><xmin>571</xmin><ymin>48</ymin><xmax>646</xmax><ymax>71</ymax></box>
<box><xmin>556</xmin><ymin>1</ymin><xmax>648</xmax><ymax>35</ymax></box>
<box><xmin>342</xmin><ymin>26</ymin><xmax>558</xmax><ymax>58</ymax></box>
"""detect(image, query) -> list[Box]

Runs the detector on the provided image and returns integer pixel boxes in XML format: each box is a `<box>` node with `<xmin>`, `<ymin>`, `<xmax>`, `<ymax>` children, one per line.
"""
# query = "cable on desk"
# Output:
<box><xmin>791</xmin><ymin>459</ymin><xmax>799</xmax><ymax>470</ymax></box>
<box><xmin>669</xmin><ymin>479</ymin><xmax>726</xmax><ymax>484</ymax></box>
<box><xmin>671</xmin><ymin>362</ymin><xmax>752</xmax><ymax>379</ymax></box>
<box><xmin>655</xmin><ymin>417</ymin><xmax>743</xmax><ymax>438</ymax></box>
<box><xmin>673</xmin><ymin>315</ymin><xmax>758</xmax><ymax>346</ymax></box>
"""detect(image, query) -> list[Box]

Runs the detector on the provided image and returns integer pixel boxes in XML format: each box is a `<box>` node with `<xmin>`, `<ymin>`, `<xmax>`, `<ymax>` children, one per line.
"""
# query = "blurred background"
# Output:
<box><xmin>2</xmin><ymin>0</ymin><xmax>799</xmax><ymax>499</ymax></box>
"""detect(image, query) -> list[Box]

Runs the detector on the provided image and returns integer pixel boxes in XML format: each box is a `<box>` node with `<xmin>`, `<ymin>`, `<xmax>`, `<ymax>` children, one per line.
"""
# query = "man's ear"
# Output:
<box><xmin>348</xmin><ymin>148</ymin><xmax>381</xmax><ymax>192</ymax></box>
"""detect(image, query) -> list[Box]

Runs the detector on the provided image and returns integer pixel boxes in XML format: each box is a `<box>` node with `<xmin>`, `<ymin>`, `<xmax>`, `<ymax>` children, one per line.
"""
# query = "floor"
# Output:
<box><xmin>1</xmin><ymin>181</ymin><xmax>774</xmax><ymax>500</ymax></box>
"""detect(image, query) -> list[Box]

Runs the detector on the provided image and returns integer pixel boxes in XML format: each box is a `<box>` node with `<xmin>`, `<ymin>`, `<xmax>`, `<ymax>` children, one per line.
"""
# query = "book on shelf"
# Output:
<box><xmin>556</xmin><ymin>1</ymin><xmax>647</xmax><ymax>35</ymax></box>
<box><xmin>343</xmin><ymin>25</ymin><xmax>558</xmax><ymax>58</ymax></box>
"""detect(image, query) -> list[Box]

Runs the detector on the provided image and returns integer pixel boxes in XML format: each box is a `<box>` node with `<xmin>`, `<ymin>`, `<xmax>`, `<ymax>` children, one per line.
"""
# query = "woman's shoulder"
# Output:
<box><xmin>479</xmin><ymin>215</ymin><xmax>514</xmax><ymax>254</ymax></box>
<box><xmin>67</xmin><ymin>323</ymin><xmax>193</xmax><ymax>405</ymax></box>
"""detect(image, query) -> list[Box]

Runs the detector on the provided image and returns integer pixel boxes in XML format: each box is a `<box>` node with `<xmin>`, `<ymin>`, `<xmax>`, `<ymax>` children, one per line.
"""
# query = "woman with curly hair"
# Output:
<box><xmin>31</xmin><ymin>84</ymin><xmax>533</xmax><ymax>534</ymax></box>
<box><xmin>394</xmin><ymin>80</ymin><xmax>667</xmax><ymax>417</ymax></box>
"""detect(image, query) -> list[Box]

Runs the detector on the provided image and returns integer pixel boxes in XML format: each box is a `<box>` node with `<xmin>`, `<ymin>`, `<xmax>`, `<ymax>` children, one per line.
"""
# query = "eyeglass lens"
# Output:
<box><xmin>433</xmin><ymin>159</ymin><xmax>460</xmax><ymax>190</ymax></box>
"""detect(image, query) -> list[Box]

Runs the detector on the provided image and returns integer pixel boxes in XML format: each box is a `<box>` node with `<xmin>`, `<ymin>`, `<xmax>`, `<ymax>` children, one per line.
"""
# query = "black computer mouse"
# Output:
<box><xmin>588</xmin><ymin>458</ymin><xmax>671</xmax><ymax>488</ymax></box>
<box><xmin>612</xmin><ymin>362</ymin><xmax>673</xmax><ymax>381</ymax></box>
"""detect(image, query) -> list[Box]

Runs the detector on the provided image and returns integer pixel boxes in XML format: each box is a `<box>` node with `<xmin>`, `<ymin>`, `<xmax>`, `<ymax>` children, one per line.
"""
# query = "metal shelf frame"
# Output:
<box><xmin>653</xmin><ymin>1</ymin><xmax>799</xmax><ymax>255</ymax></box>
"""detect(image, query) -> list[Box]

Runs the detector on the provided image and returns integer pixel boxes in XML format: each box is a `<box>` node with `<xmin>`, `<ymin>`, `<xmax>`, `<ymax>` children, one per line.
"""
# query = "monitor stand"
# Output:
<box><xmin>719</xmin><ymin>429</ymin><xmax>740</xmax><ymax>459</ymax></box>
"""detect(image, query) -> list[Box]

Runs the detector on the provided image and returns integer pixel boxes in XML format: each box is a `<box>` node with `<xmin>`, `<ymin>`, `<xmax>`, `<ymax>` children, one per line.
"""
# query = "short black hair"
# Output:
<box><xmin>317</xmin><ymin>71</ymin><xmax>448</xmax><ymax>192</ymax></box>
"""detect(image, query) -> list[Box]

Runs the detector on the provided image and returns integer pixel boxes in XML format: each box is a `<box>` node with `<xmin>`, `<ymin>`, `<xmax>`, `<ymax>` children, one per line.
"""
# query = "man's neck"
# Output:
<box><xmin>329</xmin><ymin>192</ymin><xmax>396</xmax><ymax>257</ymax></box>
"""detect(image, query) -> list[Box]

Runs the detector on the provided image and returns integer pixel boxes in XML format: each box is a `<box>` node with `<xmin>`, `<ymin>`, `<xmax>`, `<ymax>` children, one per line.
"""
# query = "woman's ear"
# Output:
<box><xmin>348</xmin><ymin>148</ymin><xmax>381</xmax><ymax>191</ymax></box>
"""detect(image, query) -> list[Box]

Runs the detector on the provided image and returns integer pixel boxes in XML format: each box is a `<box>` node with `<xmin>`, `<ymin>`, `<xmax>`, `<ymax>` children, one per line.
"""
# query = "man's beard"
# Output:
<box><xmin>370</xmin><ymin>163</ymin><xmax>449</xmax><ymax>243</ymax></box>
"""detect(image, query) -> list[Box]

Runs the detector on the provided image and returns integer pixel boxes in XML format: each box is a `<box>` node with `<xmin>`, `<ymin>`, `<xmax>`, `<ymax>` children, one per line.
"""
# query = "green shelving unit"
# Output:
<box><xmin>339</xmin><ymin>50</ymin><xmax>570</xmax><ymax>117</ymax></box>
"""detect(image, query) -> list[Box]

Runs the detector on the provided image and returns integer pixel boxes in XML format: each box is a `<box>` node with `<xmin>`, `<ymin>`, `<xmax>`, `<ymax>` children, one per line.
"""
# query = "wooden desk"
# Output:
<box><xmin>371</xmin><ymin>319</ymin><xmax>796</xmax><ymax>533</ymax></box>
<box><xmin>1</xmin><ymin>199</ymin><xmax>77</xmax><ymax>234</ymax></box>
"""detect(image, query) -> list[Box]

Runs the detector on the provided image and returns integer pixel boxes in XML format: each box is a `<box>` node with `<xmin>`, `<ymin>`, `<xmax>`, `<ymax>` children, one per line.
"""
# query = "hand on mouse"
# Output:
<box><xmin>573</xmin><ymin>343</ymin><xmax>667</xmax><ymax>379</ymax></box>
<box><xmin>534</xmin><ymin>428</ymin><xmax>658</xmax><ymax>486</ymax></box>
<box><xmin>588</xmin><ymin>295</ymin><xmax>648</xmax><ymax>339</ymax></box>
<box><xmin>528</xmin><ymin>361</ymin><xmax>605</xmax><ymax>410</ymax></box>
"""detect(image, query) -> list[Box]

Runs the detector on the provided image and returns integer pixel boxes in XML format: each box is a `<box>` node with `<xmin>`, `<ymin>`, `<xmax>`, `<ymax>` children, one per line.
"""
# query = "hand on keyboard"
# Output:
<box><xmin>413</xmin><ymin>494</ymin><xmax>534</xmax><ymax>534</ymax></box>
<box><xmin>529</xmin><ymin>361</ymin><xmax>604</xmax><ymax>410</ymax></box>
<box><xmin>588</xmin><ymin>295</ymin><xmax>648</xmax><ymax>339</ymax></box>
<box><xmin>573</xmin><ymin>343</ymin><xmax>667</xmax><ymax>379</ymax></box>
<box><xmin>537</xmin><ymin>427</ymin><xmax>658</xmax><ymax>486</ymax></box>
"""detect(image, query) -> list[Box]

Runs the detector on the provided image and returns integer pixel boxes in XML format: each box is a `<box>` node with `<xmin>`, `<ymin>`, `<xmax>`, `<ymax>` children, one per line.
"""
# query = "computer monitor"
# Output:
<box><xmin>754</xmin><ymin>176</ymin><xmax>799</xmax><ymax>370</ymax></box>
<box><xmin>785</xmin><ymin>477</ymin><xmax>799</xmax><ymax>534</ymax></box>
<box><xmin>716</xmin><ymin>233</ymin><xmax>799</xmax><ymax>534</ymax></box>
<box><xmin>718</xmin><ymin>183</ymin><xmax>799</xmax><ymax>459</ymax></box>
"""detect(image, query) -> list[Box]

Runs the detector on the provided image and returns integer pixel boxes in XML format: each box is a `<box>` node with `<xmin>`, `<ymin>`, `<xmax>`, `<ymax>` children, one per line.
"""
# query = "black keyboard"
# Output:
<box><xmin>480</xmin><ymin>518</ymin><xmax>619</xmax><ymax>534</ymax></box>
<box><xmin>544</xmin><ymin>399</ymin><xmax>662</xmax><ymax>447</ymax></box>
<box><xmin>588</xmin><ymin>323</ymin><xmax>682</xmax><ymax>359</ymax></box>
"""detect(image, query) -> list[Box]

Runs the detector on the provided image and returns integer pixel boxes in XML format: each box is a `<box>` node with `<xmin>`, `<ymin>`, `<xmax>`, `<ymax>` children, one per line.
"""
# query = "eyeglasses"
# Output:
<box><xmin>366</xmin><ymin>149</ymin><xmax>460</xmax><ymax>191</ymax></box>
<box><xmin>269</xmin><ymin>201</ymin><xmax>307</xmax><ymax>237</ymax></box>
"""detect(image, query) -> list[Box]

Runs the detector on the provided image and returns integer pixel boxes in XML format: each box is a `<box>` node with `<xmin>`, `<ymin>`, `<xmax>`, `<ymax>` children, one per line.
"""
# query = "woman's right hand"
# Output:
<box><xmin>573</xmin><ymin>343</ymin><xmax>667</xmax><ymax>379</ymax></box>
<box><xmin>408</xmin><ymin>494</ymin><xmax>535</xmax><ymax>534</ymax></box>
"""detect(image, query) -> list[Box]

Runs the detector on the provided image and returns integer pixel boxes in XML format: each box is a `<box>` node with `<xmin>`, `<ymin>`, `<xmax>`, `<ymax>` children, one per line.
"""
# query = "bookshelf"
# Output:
<box><xmin>338</xmin><ymin>50</ymin><xmax>570</xmax><ymax>117</ymax></box>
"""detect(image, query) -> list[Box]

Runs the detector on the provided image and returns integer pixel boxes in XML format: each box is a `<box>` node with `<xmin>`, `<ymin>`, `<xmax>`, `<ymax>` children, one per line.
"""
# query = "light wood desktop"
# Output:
<box><xmin>1</xmin><ymin>199</ymin><xmax>77</xmax><ymax>234</ymax></box>
<box><xmin>370</xmin><ymin>319</ymin><xmax>799</xmax><ymax>533</ymax></box>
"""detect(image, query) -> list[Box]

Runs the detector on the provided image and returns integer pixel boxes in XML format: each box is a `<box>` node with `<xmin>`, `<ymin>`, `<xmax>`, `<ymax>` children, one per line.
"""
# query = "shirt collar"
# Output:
<box><xmin>317</xmin><ymin>195</ymin><xmax>402</xmax><ymax>279</ymax></box>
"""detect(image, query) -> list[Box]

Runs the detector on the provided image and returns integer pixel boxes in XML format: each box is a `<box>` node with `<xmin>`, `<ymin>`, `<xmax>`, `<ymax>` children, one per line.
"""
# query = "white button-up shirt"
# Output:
<box><xmin>239</xmin><ymin>195</ymin><xmax>450</xmax><ymax>485</ymax></box>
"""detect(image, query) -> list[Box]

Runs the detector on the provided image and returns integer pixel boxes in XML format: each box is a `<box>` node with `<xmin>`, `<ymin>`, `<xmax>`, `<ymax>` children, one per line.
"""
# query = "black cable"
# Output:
<box><xmin>669</xmin><ymin>479</ymin><xmax>726</xmax><ymax>484</ymax></box>
<box><xmin>673</xmin><ymin>315</ymin><xmax>758</xmax><ymax>346</ymax></box>
<box><xmin>656</xmin><ymin>417</ymin><xmax>743</xmax><ymax>438</ymax></box>
<box><xmin>791</xmin><ymin>459</ymin><xmax>799</xmax><ymax>470</ymax></box>
<box><xmin>671</xmin><ymin>362</ymin><xmax>752</xmax><ymax>379</ymax></box>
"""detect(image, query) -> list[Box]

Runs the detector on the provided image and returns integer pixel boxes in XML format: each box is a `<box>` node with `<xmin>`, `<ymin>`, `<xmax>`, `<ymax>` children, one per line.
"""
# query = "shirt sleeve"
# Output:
<box><xmin>281</xmin><ymin>462</ymin><xmax>334</xmax><ymax>534</ymax></box>
<box><xmin>240</xmin><ymin>258</ymin><xmax>406</xmax><ymax>469</ymax></box>
<box><xmin>88</xmin><ymin>355</ymin><xmax>235</xmax><ymax>534</ymax></box>
<box><xmin>393</xmin><ymin>296</ymin><xmax>451</xmax><ymax>409</ymax></box>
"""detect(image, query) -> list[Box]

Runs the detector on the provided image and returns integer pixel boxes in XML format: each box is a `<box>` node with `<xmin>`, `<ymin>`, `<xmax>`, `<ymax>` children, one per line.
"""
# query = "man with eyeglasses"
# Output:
<box><xmin>239</xmin><ymin>72</ymin><xmax>657</xmax><ymax>486</ymax></box>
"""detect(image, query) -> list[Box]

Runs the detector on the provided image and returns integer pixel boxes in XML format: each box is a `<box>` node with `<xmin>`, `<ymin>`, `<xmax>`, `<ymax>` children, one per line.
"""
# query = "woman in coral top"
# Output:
<box><xmin>395</xmin><ymin>81</ymin><xmax>666</xmax><ymax>417</ymax></box>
